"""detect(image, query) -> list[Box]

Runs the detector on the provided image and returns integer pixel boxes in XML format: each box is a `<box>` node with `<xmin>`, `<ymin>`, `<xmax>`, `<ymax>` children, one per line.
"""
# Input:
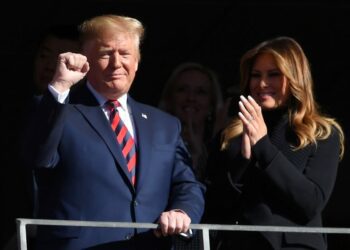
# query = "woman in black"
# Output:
<box><xmin>204</xmin><ymin>36</ymin><xmax>345</xmax><ymax>250</ymax></box>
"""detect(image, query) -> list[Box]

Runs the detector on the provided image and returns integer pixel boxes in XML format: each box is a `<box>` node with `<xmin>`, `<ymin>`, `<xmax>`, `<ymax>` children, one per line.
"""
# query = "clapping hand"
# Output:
<box><xmin>238</xmin><ymin>95</ymin><xmax>267</xmax><ymax>159</ymax></box>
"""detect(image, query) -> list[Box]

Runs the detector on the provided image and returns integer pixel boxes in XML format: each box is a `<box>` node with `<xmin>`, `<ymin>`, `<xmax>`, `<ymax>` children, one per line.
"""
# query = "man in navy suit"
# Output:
<box><xmin>23</xmin><ymin>14</ymin><xmax>205</xmax><ymax>250</ymax></box>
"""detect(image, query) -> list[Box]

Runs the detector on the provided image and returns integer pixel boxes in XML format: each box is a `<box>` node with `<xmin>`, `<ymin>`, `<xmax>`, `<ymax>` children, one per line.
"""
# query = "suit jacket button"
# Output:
<box><xmin>125</xmin><ymin>233</ymin><xmax>133</xmax><ymax>240</ymax></box>
<box><xmin>133</xmin><ymin>200</ymin><xmax>138</xmax><ymax>206</ymax></box>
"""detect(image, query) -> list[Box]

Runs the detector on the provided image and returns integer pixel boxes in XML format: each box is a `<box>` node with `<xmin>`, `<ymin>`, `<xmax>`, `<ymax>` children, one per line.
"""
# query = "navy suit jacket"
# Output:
<box><xmin>23</xmin><ymin>82</ymin><xmax>205</xmax><ymax>250</ymax></box>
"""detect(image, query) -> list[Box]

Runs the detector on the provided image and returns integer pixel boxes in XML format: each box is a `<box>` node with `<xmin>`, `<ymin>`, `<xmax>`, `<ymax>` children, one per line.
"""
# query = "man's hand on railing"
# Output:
<box><xmin>153</xmin><ymin>209</ymin><xmax>192</xmax><ymax>238</ymax></box>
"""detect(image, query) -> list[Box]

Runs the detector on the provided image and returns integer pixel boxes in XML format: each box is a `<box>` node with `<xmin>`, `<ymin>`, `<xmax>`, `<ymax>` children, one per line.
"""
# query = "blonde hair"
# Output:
<box><xmin>221</xmin><ymin>36</ymin><xmax>344</xmax><ymax>159</ymax></box>
<box><xmin>78</xmin><ymin>14</ymin><xmax>145</xmax><ymax>60</ymax></box>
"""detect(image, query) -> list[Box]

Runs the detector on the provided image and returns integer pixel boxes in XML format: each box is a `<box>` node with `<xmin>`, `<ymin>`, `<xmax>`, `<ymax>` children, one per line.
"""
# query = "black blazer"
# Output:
<box><xmin>205</xmin><ymin>113</ymin><xmax>341</xmax><ymax>250</ymax></box>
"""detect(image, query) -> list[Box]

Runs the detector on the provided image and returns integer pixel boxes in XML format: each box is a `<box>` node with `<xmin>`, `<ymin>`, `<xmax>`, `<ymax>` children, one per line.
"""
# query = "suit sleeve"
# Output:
<box><xmin>22</xmin><ymin>91</ymin><xmax>66</xmax><ymax>169</ymax></box>
<box><xmin>167</xmin><ymin>120</ymin><xmax>206</xmax><ymax>224</ymax></box>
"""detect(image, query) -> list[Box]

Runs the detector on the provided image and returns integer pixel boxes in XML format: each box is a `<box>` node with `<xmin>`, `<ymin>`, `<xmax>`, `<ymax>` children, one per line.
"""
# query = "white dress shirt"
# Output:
<box><xmin>48</xmin><ymin>82</ymin><xmax>135</xmax><ymax>138</ymax></box>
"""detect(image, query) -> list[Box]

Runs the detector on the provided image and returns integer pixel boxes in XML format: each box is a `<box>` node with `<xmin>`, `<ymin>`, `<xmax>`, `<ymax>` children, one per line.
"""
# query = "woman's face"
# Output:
<box><xmin>249</xmin><ymin>53</ymin><xmax>290</xmax><ymax>110</ymax></box>
<box><xmin>171</xmin><ymin>69</ymin><xmax>212</xmax><ymax>128</ymax></box>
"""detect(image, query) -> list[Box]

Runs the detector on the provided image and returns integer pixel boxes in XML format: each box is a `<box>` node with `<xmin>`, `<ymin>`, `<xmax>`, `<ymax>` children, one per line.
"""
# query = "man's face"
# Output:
<box><xmin>83</xmin><ymin>32</ymin><xmax>139</xmax><ymax>100</ymax></box>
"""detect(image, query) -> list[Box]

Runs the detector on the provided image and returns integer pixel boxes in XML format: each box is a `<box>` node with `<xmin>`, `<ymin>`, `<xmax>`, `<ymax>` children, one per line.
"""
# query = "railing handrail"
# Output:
<box><xmin>16</xmin><ymin>218</ymin><xmax>350</xmax><ymax>250</ymax></box>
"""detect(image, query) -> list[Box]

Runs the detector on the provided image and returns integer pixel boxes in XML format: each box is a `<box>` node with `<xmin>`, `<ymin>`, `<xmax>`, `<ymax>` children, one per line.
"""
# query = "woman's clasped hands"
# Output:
<box><xmin>238</xmin><ymin>95</ymin><xmax>267</xmax><ymax>159</ymax></box>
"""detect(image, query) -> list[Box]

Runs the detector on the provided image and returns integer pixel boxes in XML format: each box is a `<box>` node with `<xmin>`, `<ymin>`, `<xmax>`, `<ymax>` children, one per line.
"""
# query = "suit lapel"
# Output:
<box><xmin>70</xmin><ymin>83</ymin><xmax>133</xmax><ymax>188</ymax></box>
<box><xmin>128</xmin><ymin>98</ymin><xmax>153</xmax><ymax>192</ymax></box>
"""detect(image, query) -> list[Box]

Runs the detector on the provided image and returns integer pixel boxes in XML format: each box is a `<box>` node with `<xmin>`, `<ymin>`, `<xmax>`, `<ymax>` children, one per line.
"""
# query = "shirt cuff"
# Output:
<box><xmin>48</xmin><ymin>84</ymin><xmax>70</xmax><ymax>103</ymax></box>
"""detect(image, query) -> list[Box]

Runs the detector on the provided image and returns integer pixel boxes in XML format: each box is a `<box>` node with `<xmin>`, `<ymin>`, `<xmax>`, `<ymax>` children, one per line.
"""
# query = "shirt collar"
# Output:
<box><xmin>86</xmin><ymin>81</ymin><xmax>128</xmax><ymax>111</ymax></box>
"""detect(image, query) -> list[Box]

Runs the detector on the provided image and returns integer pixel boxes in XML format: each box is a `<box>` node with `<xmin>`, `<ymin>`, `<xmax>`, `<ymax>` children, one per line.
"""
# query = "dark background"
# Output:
<box><xmin>2</xmin><ymin>0</ymin><xmax>350</xmax><ymax>248</ymax></box>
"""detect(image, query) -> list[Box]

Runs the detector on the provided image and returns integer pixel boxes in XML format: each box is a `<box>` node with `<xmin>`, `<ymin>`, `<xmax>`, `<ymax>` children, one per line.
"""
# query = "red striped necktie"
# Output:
<box><xmin>106</xmin><ymin>100</ymin><xmax>136</xmax><ymax>186</ymax></box>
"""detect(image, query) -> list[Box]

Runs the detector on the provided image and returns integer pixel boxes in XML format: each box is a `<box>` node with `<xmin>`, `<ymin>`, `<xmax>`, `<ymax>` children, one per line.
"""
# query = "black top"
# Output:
<box><xmin>204</xmin><ymin>109</ymin><xmax>341</xmax><ymax>250</ymax></box>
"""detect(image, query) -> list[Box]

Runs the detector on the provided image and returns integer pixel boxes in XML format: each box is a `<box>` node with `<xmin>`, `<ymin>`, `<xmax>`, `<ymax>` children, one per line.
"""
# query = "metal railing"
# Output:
<box><xmin>16</xmin><ymin>218</ymin><xmax>350</xmax><ymax>250</ymax></box>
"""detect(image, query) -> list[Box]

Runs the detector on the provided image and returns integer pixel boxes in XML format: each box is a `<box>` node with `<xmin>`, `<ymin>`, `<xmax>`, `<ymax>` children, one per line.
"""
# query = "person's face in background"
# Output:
<box><xmin>83</xmin><ymin>32</ymin><xmax>139</xmax><ymax>100</ymax></box>
<box><xmin>33</xmin><ymin>35</ymin><xmax>80</xmax><ymax>94</ymax></box>
<box><xmin>249</xmin><ymin>53</ymin><xmax>290</xmax><ymax>110</ymax></box>
<box><xmin>171</xmin><ymin>69</ymin><xmax>213</xmax><ymax>129</ymax></box>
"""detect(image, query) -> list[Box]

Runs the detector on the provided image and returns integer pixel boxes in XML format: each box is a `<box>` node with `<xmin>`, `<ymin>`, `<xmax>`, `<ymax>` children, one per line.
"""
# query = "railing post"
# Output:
<box><xmin>202</xmin><ymin>227</ymin><xmax>211</xmax><ymax>250</ymax></box>
<box><xmin>16</xmin><ymin>219</ymin><xmax>28</xmax><ymax>250</ymax></box>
